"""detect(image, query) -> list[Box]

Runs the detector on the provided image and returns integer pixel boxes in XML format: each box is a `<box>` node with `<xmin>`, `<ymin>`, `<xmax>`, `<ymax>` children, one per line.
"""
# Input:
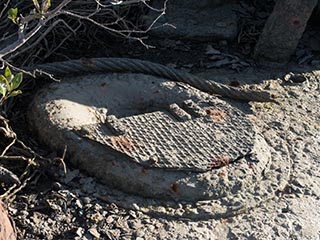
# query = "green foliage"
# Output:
<box><xmin>7</xmin><ymin>0</ymin><xmax>52</xmax><ymax>26</ymax></box>
<box><xmin>0</xmin><ymin>67</ymin><xmax>23</xmax><ymax>104</ymax></box>
<box><xmin>7</xmin><ymin>8</ymin><xmax>18</xmax><ymax>23</ymax></box>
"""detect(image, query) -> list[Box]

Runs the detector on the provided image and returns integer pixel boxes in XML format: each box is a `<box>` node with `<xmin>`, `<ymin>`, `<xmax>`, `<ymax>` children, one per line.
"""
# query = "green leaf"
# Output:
<box><xmin>0</xmin><ymin>84</ymin><xmax>6</xmax><ymax>97</ymax></box>
<box><xmin>7</xmin><ymin>8</ymin><xmax>18</xmax><ymax>23</ymax></box>
<box><xmin>4</xmin><ymin>66</ymin><xmax>12</xmax><ymax>81</ymax></box>
<box><xmin>11</xmin><ymin>72</ymin><xmax>23</xmax><ymax>90</ymax></box>
<box><xmin>0</xmin><ymin>75</ymin><xmax>6</xmax><ymax>84</ymax></box>
<box><xmin>7</xmin><ymin>90</ymin><xmax>22</xmax><ymax>98</ymax></box>
<box><xmin>0</xmin><ymin>75</ymin><xmax>9</xmax><ymax>89</ymax></box>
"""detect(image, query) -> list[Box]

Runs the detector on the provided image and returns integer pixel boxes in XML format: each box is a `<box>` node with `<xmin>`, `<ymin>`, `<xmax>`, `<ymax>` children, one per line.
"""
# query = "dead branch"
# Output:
<box><xmin>0</xmin><ymin>0</ymin><xmax>168</xmax><ymax>67</ymax></box>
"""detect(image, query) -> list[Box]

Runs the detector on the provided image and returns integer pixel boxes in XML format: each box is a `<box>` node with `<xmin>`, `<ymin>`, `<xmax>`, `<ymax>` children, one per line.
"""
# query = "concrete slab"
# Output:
<box><xmin>27</xmin><ymin>72</ymin><xmax>287</xmax><ymax>219</ymax></box>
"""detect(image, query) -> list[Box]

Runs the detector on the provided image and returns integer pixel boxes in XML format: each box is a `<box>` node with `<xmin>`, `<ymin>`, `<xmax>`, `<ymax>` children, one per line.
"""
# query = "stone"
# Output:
<box><xmin>147</xmin><ymin>0</ymin><xmax>238</xmax><ymax>41</ymax></box>
<box><xmin>0</xmin><ymin>201</ymin><xmax>16</xmax><ymax>240</ymax></box>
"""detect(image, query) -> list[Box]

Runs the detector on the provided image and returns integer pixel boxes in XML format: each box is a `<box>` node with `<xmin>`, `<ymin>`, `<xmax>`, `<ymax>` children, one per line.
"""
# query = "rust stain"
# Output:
<box><xmin>208</xmin><ymin>155</ymin><xmax>230</xmax><ymax>169</ymax></box>
<box><xmin>170</xmin><ymin>182</ymin><xmax>179</xmax><ymax>194</ymax></box>
<box><xmin>110</xmin><ymin>136</ymin><xmax>135</xmax><ymax>154</ymax></box>
<box><xmin>292</xmin><ymin>19</ymin><xmax>300</xmax><ymax>26</ymax></box>
<box><xmin>220</xmin><ymin>218</ymin><xmax>229</xmax><ymax>224</ymax></box>
<box><xmin>205</xmin><ymin>108</ymin><xmax>226</xmax><ymax>122</ymax></box>
<box><xmin>219</xmin><ymin>168</ymin><xmax>228</xmax><ymax>179</ymax></box>
<box><xmin>80</xmin><ymin>58</ymin><xmax>96</xmax><ymax>67</ymax></box>
<box><xmin>247</xmin><ymin>115</ymin><xmax>257</xmax><ymax>124</ymax></box>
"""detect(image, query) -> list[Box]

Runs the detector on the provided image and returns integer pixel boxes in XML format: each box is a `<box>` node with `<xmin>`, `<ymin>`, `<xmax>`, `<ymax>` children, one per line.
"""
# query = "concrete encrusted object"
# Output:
<box><xmin>147</xmin><ymin>0</ymin><xmax>238</xmax><ymax>41</ymax></box>
<box><xmin>28</xmin><ymin>73</ymin><xmax>273</xmax><ymax>207</ymax></box>
<box><xmin>76</xmin><ymin>96</ymin><xmax>255</xmax><ymax>172</ymax></box>
<box><xmin>254</xmin><ymin>0</ymin><xmax>318</xmax><ymax>64</ymax></box>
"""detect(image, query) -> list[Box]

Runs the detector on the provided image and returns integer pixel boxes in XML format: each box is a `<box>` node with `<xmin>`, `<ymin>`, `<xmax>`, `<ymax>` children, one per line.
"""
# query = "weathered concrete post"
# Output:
<box><xmin>254</xmin><ymin>0</ymin><xmax>317</xmax><ymax>64</ymax></box>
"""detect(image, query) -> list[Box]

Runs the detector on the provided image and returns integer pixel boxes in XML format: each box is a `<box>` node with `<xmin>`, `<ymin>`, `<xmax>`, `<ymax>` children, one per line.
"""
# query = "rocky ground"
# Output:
<box><xmin>5</xmin><ymin>42</ymin><xmax>320</xmax><ymax>239</ymax></box>
<box><xmin>1</xmin><ymin>1</ymin><xmax>320</xmax><ymax>239</ymax></box>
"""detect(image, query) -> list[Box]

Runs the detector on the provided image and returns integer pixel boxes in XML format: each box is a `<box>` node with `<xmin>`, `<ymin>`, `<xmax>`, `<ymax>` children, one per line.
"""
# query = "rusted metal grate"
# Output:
<box><xmin>76</xmin><ymin>99</ymin><xmax>255</xmax><ymax>172</ymax></box>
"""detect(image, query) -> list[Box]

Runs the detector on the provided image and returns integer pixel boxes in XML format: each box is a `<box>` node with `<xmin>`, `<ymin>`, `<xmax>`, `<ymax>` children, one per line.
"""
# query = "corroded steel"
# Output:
<box><xmin>73</xmin><ymin>78</ymin><xmax>255</xmax><ymax>172</ymax></box>
<box><xmin>26</xmin><ymin>58</ymin><xmax>274</xmax><ymax>102</ymax></box>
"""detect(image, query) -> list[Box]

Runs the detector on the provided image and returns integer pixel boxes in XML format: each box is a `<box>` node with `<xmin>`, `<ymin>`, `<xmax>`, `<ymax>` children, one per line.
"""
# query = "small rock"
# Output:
<box><xmin>91</xmin><ymin>212</ymin><xmax>104</xmax><ymax>223</ymax></box>
<box><xmin>284</xmin><ymin>73</ymin><xmax>307</xmax><ymax>83</ymax></box>
<box><xmin>88</xmin><ymin>227</ymin><xmax>100</xmax><ymax>239</ymax></box>
<box><xmin>106</xmin><ymin>215</ymin><xmax>114</xmax><ymax>224</ymax></box>
<box><xmin>52</xmin><ymin>181</ymin><xmax>62</xmax><ymax>190</ymax></box>
<box><xmin>20</xmin><ymin>210</ymin><xmax>29</xmax><ymax>217</ymax></box>
<box><xmin>156</xmin><ymin>206</ymin><xmax>166</xmax><ymax>214</ymax></box>
<box><xmin>75</xmin><ymin>199</ymin><xmax>83</xmax><ymax>209</ymax></box>
<box><xmin>132</xmin><ymin>203</ymin><xmax>140</xmax><ymax>211</ymax></box>
<box><xmin>129</xmin><ymin>210</ymin><xmax>137</xmax><ymax>218</ymax></box>
<box><xmin>135</xmin><ymin>229</ymin><xmax>145</xmax><ymax>238</ymax></box>
<box><xmin>76</xmin><ymin>227</ymin><xmax>84</xmax><ymax>237</ymax></box>
<box><xmin>83</xmin><ymin>197</ymin><xmax>91</xmax><ymax>204</ymax></box>
<box><xmin>147</xmin><ymin>225</ymin><xmax>155</xmax><ymax>232</ymax></box>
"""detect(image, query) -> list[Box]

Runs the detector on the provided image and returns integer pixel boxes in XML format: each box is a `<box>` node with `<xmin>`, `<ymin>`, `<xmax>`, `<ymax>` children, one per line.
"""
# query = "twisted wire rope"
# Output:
<box><xmin>29</xmin><ymin>58</ymin><xmax>274</xmax><ymax>102</ymax></box>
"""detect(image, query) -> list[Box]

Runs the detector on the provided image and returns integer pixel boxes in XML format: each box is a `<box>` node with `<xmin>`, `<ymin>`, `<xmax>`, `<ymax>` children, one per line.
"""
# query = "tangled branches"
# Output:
<box><xmin>0</xmin><ymin>113</ymin><xmax>69</xmax><ymax>202</ymax></box>
<box><xmin>0</xmin><ymin>0</ymin><xmax>168</xmax><ymax>68</ymax></box>
<box><xmin>0</xmin><ymin>0</ymin><xmax>168</xmax><ymax>202</ymax></box>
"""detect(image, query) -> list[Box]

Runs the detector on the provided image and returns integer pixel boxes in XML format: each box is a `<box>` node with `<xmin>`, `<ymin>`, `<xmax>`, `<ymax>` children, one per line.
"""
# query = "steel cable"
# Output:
<box><xmin>28</xmin><ymin>58</ymin><xmax>275</xmax><ymax>102</ymax></box>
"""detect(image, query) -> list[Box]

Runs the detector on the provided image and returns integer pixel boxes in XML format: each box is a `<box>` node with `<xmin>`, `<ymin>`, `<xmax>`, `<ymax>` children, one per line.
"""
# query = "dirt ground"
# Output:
<box><xmin>1</xmin><ymin>1</ymin><xmax>320</xmax><ymax>238</ymax></box>
<box><xmin>1</xmin><ymin>34</ymin><xmax>317</xmax><ymax>239</ymax></box>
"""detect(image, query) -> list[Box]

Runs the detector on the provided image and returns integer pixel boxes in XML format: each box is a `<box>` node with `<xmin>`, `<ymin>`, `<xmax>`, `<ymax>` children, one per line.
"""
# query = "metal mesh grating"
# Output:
<box><xmin>76</xmin><ymin>101</ymin><xmax>255</xmax><ymax>172</ymax></box>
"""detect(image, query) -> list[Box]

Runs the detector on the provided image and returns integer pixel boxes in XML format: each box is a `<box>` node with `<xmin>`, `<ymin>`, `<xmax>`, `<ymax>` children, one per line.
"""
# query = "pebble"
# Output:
<box><xmin>132</xmin><ymin>203</ymin><xmax>140</xmax><ymax>211</ymax></box>
<box><xmin>75</xmin><ymin>199</ymin><xmax>83</xmax><ymax>209</ymax></box>
<box><xmin>52</xmin><ymin>181</ymin><xmax>62</xmax><ymax>190</ymax></box>
<box><xmin>88</xmin><ymin>227</ymin><xmax>100</xmax><ymax>239</ymax></box>
<box><xmin>135</xmin><ymin>229</ymin><xmax>145</xmax><ymax>238</ymax></box>
<box><xmin>76</xmin><ymin>227</ymin><xmax>84</xmax><ymax>237</ymax></box>
<box><xmin>147</xmin><ymin>225</ymin><xmax>155</xmax><ymax>232</ymax></box>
